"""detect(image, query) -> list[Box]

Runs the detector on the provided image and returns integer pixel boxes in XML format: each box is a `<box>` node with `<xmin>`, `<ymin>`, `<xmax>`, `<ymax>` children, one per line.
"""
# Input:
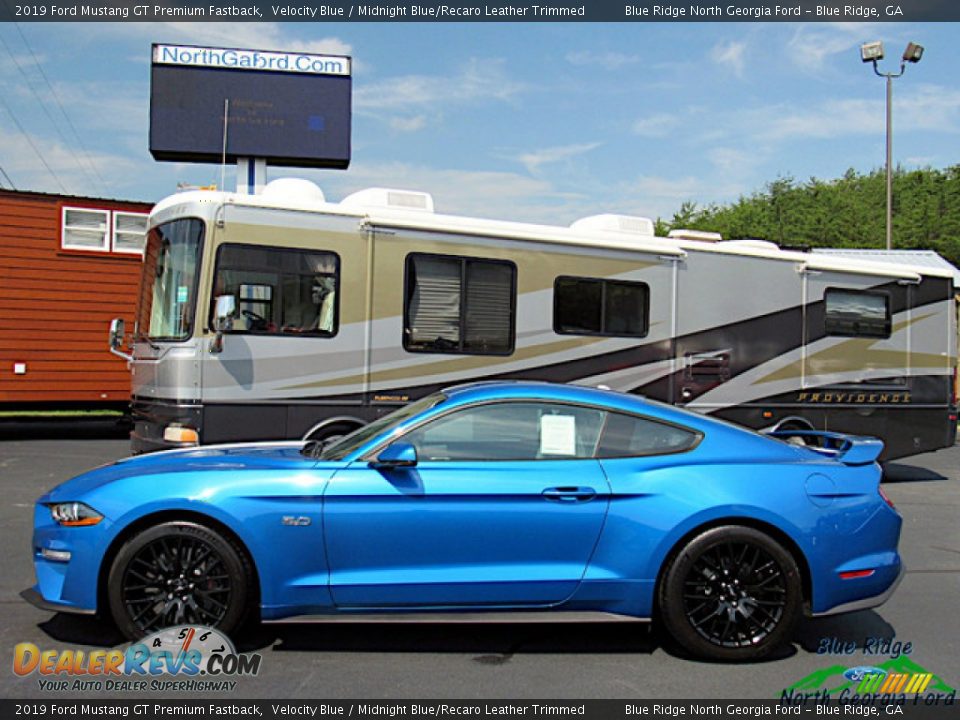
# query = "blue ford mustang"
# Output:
<box><xmin>25</xmin><ymin>382</ymin><xmax>903</xmax><ymax>661</ymax></box>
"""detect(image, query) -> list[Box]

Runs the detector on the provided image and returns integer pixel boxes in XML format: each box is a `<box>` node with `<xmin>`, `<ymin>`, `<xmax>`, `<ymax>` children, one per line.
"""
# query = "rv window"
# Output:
<box><xmin>554</xmin><ymin>277</ymin><xmax>649</xmax><ymax>337</ymax></box>
<box><xmin>596</xmin><ymin>412</ymin><xmax>700</xmax><ymax>458</ymax></box>
<box><xmin>404</xmin><ymin>254</ymin><xmax>516</xmax><ymax>355</ymax></box>
<box><xmin>824</xmin><ymin>289</ymin><xmax>891</xmax><ymax>339</ymax></box>
<box><xmin>212</xmin><ymin>244</ymin><xmax>339</xmax><ymax>337</ymax></box>
<box><xmin>141</xmin><ymin>218</ymin><xmax>204</xmax><ymax>341</ymax></box>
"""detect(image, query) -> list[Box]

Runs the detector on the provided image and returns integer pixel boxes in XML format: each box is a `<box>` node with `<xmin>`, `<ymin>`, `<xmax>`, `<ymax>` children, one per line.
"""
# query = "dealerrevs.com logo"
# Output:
<box><xmin>13</xmin><ymin>625</ymin><xmax>261</xmax><ymax>692</ymax></box>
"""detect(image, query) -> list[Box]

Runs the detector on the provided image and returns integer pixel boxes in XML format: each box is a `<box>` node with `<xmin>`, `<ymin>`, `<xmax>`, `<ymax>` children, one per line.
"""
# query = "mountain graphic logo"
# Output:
<box><xmin>783</xmin><ymin>656</ymin><xmax>956</xmax><ymax>697</ymax></box>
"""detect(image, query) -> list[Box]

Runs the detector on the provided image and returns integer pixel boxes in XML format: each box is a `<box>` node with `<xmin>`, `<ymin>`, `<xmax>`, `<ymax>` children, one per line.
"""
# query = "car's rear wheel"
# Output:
<box><xmin>658</xmin><ymin>525</ymin><xmax>802</xmax><ymax>661</ymax></box>
<box><xmin>107</xmin><ymin>521</ymin><xmax>253</xmax><ymax>641</ymax></box>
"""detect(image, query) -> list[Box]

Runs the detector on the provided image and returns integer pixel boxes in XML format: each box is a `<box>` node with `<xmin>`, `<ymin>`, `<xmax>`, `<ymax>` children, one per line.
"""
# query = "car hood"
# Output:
<box><xmin>40</xmin><ymin>441</ymin><xmax>321</xmax><ymax>503</ymax></box>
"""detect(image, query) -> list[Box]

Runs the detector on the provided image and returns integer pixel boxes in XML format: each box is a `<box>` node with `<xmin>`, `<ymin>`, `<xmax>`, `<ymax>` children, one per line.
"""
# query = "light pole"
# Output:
<box><xmin>860</xmin><ymin>41</ymin><xmax>924</xmax><ymax>251</ymax></box>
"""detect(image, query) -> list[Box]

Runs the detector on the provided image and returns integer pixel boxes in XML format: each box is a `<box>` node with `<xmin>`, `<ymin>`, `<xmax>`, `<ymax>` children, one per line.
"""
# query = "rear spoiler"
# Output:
<box><xmin>767</xmin><ymin>430</ymin><xmax>884</xmax><ymax>466</ymax></box>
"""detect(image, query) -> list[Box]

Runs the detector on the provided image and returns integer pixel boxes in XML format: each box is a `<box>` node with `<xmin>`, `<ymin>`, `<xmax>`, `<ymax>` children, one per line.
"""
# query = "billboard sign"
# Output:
<box><xmin>149</xmin><ymin>44</ymin><xmax>352</xmax><ymax>169</ymax></box>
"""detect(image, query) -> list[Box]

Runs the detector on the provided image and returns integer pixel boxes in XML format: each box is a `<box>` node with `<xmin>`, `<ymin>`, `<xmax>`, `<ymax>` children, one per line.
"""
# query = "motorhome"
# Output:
<box><xmin>111</xmin><ymin>179</ymin><xmax>958</xmax><ymax>459</ymax></box>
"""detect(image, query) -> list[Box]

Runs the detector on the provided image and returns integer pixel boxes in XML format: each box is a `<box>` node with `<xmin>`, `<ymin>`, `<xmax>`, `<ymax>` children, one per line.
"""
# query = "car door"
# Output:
<box><xmin>323</xmin><ymin>400</ymin><xmax>611</xmax><ymax>608</ymax></box>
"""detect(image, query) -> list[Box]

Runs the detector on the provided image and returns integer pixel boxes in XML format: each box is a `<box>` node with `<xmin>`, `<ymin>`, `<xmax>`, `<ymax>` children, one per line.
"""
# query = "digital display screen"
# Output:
<box><xmin>149</xmin><ymin>62</ymin><xmax>351</xmax><ymax>169</ymax></box>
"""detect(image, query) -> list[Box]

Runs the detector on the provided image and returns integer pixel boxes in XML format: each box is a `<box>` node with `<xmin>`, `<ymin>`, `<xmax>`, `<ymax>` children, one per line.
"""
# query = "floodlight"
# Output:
<box><xmin>860</xmin><ymin>41</ymin><xmax>884</xmax><ymax>63</ymax></box>
<box><xmin>858</xmin><ymin>39</ymin><xmax>924</xmax><ymax>251</ymax></box>
<box><xmin>902</xmin><ymin>42</ymin><xmax>924</xmax><ymax>63</ymax></box>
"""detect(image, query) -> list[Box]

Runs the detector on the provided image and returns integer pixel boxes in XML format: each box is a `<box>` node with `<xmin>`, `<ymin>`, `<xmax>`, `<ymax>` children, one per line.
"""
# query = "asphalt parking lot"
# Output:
<box><xmin>1</xmin><ymin>428</ymin><xmax>957</xmax><ymax>700</ymax></box>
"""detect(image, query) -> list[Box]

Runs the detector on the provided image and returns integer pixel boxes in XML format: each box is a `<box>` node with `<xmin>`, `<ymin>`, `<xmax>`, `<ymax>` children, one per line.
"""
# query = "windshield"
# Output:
<box><xmin>137</xmin><ymin>218</ymin><xmax>204</xmax><ymax>341</ymax></box>
<box><xmin>317</xmin><ymin>393</ymin><xmax>448</xmax><ymax>461</ymax></box>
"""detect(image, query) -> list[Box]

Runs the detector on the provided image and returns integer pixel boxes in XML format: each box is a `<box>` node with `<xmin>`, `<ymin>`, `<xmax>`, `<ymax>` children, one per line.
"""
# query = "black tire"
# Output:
<box><xmin>107</xmin><ymin>521</ymin><xmax>254</xmax><ymax>641</ymax></box>
<box><xmin>658</xmin><ymin>525</ymin><xmax>802</xmax><ymax>661</ymax></box>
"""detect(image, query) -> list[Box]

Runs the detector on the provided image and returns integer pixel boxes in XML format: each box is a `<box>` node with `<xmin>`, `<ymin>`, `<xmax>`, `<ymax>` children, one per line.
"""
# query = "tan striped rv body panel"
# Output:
<box><xmin>125</xmin><ymin>183</ymin><xmax>958</xmax><ymax>459</ymax></box>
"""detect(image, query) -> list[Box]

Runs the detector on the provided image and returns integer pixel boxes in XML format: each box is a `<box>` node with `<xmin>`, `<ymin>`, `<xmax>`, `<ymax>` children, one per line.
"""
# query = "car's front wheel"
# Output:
<box><xmin>658</xmin><ymin>525</ymin><xmax>802</xmax><ymax>661</ymax></box>
<box><xmin>107</xmin><ymin>520</ymin><xmax>253</xmax><ymax>640</ymax></box>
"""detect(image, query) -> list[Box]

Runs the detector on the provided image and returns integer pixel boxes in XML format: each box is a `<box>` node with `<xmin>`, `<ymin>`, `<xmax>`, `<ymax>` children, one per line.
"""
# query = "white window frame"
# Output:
<box><xmin>61</xmin><ymin>207</ymin><xmax>149</xmax><ymax>256</ymax></box>
<box><xmin>112</xmin><ymin>211</ymin><xmax>149</xmax><ymax>255</ymax></box>
<box><xmin>61</xmin><ymin>206</ymin><xmax>110</xmax><ymax>253</ymax></box>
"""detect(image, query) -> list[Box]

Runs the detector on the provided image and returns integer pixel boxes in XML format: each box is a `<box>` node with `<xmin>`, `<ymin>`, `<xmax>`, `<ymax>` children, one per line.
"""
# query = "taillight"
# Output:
<box><xmin>879</xmin><ymin>485</ymin><xmax>896</xmax><ymax>510</ymax></box>
<box><xmin>953</xmin><ymin>364</ymin><xmax>958</xmax><ymax>406</ymax></box>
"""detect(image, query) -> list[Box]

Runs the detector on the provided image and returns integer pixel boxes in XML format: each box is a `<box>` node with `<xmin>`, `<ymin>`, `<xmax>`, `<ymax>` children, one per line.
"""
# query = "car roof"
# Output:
<box><xmin>440</xmin><ymin>381</ymin><xmax>736</xmax><ymax>434</ymax></box>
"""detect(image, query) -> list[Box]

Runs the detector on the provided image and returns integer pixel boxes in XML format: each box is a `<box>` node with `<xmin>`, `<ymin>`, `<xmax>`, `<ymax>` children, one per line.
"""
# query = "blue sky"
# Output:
<box><xmin>0</xmin><ymin>21</ymin><xmax>957</xmax><ymax>225</ymax></box>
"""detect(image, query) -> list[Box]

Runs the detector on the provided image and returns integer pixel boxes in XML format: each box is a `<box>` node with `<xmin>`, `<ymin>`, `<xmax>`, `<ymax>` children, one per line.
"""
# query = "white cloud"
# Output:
<box><xmin>512</xmin><ymin>142</ymin><xmax>602</xmax><ymax>175</ymax></box>
<box><xmin>681</xmin><ymin>82</ymin><xmax>959</xmax><ymax>158</ymax></box>
<box><xmin>353</xmin><ymin>58</ymin><xmax>523</xmax><ymax>132</ymax></box>
<box><xmin>710</xmin><ymin>40</ymin><xmax>747</xmax><ymax>78</ymax></box>
<box><xmin>388</xmin><ymin>116</ymin><xmax>427</xmax><ymax>133</ymax></box>
<box><xmin>786</xmin><ymin>22</ymin><xmax>880</xmax><ymax>72</ymax></box>
<box><xmin>92</xmin><ymin>22</ymin><xmax>353</xmax><ymax>58</ymax></box>
<box><xmin>707</xmin><ymin>147</ymin><xmax>764</xmax><ymax>175</ymax></box>
<box><xmin>633</xmin><ymin>175</ymin><xmax>704</xmax><ymax>203</ymax></box>
<box><xmin>903</xmin><ymin>84</ymin><xmax>960</xmax><ymax>133</ymax></box>
<box><xmin>309</xmin><ymin>161</ymin><xmax>585</xmax><ymax>225</ymax></box>
<box><xmin>169</xmin><ymin>23</ymin><xmax>351</xmax><ymax>57</ymax></box>
<box><xmin>741</xmin><ymin>84</ymin><xmax>960</xmax><ymax>143</ymax></box>
<box><xmin>44</xmin><ymin>80</ymin><xmax>149</xmax><ymax>138</ymax></box>
<box><xmin>0</xmin><ymin>50</ymin><xmax>47</xmax><ymax>72</ymax></box>
<box><xmin>0</xmin><ymin>119</ymin><xmax>141</xmax><ymax>196</ymax></box>
<box><xmin>618</xmin><ymin>173</ymin><xmax>753</xmax><ymax>220</ymax></box>
<box><xmin>354</xmin><ymin>58</ymin><xmax>522</xmax><ymax>112</ymax></box>
<box><xmin>632</xmin><ymin>113</ymin><xmax>677</xmax><ymax>138</ymax></box>
<box><xmin>565</xmin><ymin>50</ymin><xmax>641</xmax><ymax>70</ymax></box>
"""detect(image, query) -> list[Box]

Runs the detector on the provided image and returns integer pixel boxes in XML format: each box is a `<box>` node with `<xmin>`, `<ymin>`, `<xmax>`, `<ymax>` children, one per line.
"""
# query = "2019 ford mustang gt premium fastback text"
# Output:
<box><xmin>24</xmin><ymin>382</ymin><xmax>903</xmax><ymax>661</ymax></box>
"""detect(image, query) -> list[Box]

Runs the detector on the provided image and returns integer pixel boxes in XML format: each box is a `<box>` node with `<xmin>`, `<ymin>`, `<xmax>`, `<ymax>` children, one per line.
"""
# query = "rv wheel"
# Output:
<box><xmin>304</xmin><ymin>421</ymin><xmax>362</xmax><ymax>446</ymax></box>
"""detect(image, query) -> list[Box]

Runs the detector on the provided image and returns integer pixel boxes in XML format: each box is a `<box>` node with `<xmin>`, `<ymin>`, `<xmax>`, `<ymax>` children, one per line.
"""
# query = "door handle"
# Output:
<box><xmin>542</xmin><ymin>486</ymin><xmax>596</xmax><ymax>502</ymax></box>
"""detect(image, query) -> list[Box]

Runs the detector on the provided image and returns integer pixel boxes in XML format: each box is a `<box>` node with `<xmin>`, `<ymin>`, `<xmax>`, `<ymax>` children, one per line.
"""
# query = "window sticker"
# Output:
<box><xmin>177</xmin><ymin>286</ymin><xmax>189</xmax><ymax>303</ymax></box>
<box><xmin>540</xmin><ymin>415</ymin><xmax>576</xmax><ymax>456</ymax></box>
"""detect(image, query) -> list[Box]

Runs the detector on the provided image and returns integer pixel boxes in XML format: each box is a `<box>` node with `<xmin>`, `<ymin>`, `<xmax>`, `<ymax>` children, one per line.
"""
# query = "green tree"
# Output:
<box><xmin>660</xmin><ymin>167</ymin><xmax>960</xmax><ymax>267</ymax></box>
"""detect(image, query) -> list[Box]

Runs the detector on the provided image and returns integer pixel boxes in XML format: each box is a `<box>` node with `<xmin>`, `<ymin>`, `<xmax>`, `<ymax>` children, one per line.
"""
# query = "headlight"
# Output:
<box><xmin>47</xmin><ymin>502</ymin><xmax>103</xmax><ymax>527</ymax></box>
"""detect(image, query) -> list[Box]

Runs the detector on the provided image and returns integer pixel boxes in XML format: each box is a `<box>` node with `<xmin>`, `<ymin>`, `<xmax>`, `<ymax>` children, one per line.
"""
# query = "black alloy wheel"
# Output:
<box><xmin>107</xmin><ymin>521</ymin><xmax>253</xmax><ymax>640</ymax></box>
<box><xmin>659</xmin><ymin>525</ymin><xmax>802</xmax><ymax>661</ymax></box>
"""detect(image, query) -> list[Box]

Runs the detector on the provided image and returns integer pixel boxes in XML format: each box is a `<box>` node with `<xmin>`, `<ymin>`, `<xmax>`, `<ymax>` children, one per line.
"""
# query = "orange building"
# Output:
<box><xmin>0</xmin><ymin>189</ymin><xmax>152</xmax><ymax>408</ymax></box>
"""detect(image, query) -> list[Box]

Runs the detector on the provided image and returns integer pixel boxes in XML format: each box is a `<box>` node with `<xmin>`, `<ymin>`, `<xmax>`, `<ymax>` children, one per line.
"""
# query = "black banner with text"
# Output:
<box><xmin>1</xmin><ymin>0</ymin><xmax>959</xmax><ymax>22</ymax></box>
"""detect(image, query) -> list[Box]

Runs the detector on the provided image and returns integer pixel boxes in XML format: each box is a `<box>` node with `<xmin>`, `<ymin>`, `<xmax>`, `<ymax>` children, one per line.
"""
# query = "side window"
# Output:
<box><xmin>212</xmin><ymin>244</ymin><xmax>339</xmax><ymax>336</ymax></box>
<box><xmin>554</xmin><ymin>277</ymin><xmax>649</xmax><ymax>337</ymax></box>
<box><xmin>61</xmin><ymin>207</ymin><xmax>149</xmax><ymax>254</ymax></box>
<box><xmin>597</xmin><ymin>412</ymin><xmax>699</xmax><ymax>458</ymax></box>
<box><xmin>62</xmin><ymin>207</ymin><xmax>109</xmax><ymax>251</ymax></box>
<box><xmin>404</xmin><ymin>253</ymin><xmax>516</xmax><ymax>355</ymax></box>
<box><xmin>113</xmin><ymin>212</ymin><xmax>149</xmax><ymax>254</ymax></box>
<box><xmin>400</xmin><ymin>402</ymin><xmax>605</xmax><ymax>461</ymax></box>
<box><xmin>824</xmin><ymin>289</ymin><xmax>891</xmax><ymax>339</ymax></box>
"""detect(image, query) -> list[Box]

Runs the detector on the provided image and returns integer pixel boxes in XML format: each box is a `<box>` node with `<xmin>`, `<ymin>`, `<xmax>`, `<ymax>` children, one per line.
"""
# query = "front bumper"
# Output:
<box><xmin>20</xmin><ymin>586</ymin><xmax>95</xmax><ymax>616</ymax></box>
<box><xmin>130</xmin><ymin>398</ymin><xmax>202</xmax><ymax>454</ymax></box>
<box><xmin>29</xmin><ymin>503</ymin><xmax>107</xmax><ymax>614</ymax></box>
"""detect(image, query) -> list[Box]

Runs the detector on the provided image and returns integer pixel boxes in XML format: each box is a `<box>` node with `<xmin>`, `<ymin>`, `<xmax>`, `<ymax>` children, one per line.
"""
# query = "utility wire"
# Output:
<box><xmin>0</xmin><ymin>29</ymin><xmax>95</xmax><ymax>194</ymax></box>
<box><xmin>0</xmin><ymin>161</ymin><xmax>15</xmax><ymax>190</ymax></box>
<box><xmin>10</xmin><ymin>22</ymin><xmax>109</xmax><ymax>196</ymax></box>
<box><xmin>0</xmin><ymin>93</ymin><xmax>67</xmax><ymax>193</ymax></box>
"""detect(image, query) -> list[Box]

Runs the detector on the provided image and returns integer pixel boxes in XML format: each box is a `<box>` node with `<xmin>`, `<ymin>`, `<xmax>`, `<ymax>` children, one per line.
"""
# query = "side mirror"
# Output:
<box><xmin>211</xmin><ymin>295</ymin><xmax>236</xmax><ymax>354</ymax></box>
<box><xmin>108</xmin><ymin>318</ymin><xmax>132</xmax><ymax>361</ymax></box>
<box><xmin>371</xmin><ymin>442</ymin><xmax>418</xmax><ymax>469</ymax></box>
<box><xmin>214</xmin><ymin>295</ymin><xmax>236</xmax><ymax>331</ymax></box>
